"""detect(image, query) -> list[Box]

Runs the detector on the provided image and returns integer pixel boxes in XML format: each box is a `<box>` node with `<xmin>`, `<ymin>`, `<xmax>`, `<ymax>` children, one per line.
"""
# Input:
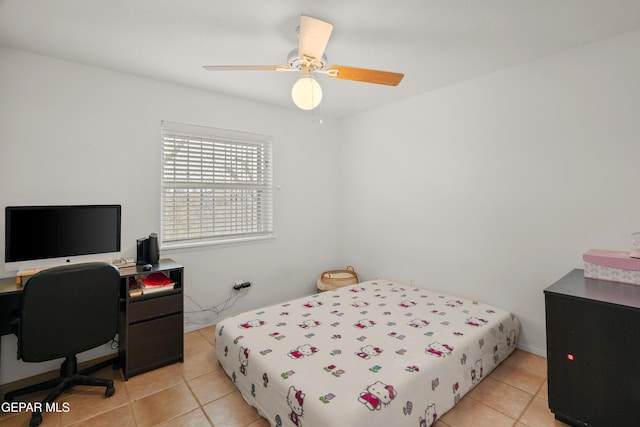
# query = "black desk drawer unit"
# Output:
<box><xmin>128</xmin><ymin>313</ymin><xmax>183</xmax><ymax>377</ymax></box>
<box><xmin>129</xmin><ymin>293</ymin><xmax>182</xmax><ymax>323</ymax></box>
<box><xmin>118</xmin><ymin>259</ymin><xmax>184</xmax><ymax>380</ymax></box>
<box><xmin>544</xmin><ymin>269</ymin><xmax>640</xmax><ymax>427</ymax></box>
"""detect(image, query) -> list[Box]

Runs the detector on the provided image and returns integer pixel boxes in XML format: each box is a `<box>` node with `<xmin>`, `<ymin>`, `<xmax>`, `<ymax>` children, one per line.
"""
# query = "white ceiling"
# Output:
<box><xmin>2</xmin><ymin>0</ymin><xmax>640</xmax><ymax>118</ymax></box>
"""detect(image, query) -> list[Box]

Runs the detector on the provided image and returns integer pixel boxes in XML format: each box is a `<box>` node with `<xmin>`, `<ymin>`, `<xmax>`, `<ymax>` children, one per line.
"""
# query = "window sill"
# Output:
<box><xmin>160</xmin><ymin>234</ymin><xmax>275</xmax><ymax>251</ymax></box>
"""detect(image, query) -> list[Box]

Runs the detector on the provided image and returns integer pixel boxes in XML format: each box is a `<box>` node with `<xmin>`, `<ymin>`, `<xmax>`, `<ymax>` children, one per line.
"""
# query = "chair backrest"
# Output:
<box><xmin>19</xmin><ymin>262</ymin><xmax>120</xmax><ymax>362</ymax></box>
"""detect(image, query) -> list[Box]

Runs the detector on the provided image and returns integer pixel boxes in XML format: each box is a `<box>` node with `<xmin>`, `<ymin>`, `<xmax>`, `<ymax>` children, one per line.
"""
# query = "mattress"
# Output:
<box><xmin>215</xmin><ymin>280</ymin><xmax>520</xmax><ymax>427</ymax></box>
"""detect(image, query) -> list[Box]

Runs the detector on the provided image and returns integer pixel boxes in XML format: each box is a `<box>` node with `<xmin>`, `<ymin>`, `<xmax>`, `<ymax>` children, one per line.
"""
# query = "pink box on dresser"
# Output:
<box><xmin>583</xmin><ymin>249</ymin><xmax>640</xmax><ymax>285</ymax></box>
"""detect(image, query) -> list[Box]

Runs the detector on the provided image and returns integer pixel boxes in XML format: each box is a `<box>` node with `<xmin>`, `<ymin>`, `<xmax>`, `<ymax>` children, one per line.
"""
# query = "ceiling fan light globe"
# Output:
<box><xmin>291</xmin><ymin>76</ymin><xmax>322</xmax><ymax>110</ymax></box>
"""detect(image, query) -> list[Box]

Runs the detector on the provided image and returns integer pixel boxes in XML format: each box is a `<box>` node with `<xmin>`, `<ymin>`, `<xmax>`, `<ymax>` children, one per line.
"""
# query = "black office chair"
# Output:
<box><xmin>4</xmin><ymin>262</ymin><xmax>120</xmax><ymax>427</ymax></box>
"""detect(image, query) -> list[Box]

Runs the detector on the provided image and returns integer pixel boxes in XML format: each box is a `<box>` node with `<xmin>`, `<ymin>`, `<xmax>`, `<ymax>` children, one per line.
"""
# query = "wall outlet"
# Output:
<box><xmin>233</xmin><ymin>281</ymin><xmax>252</xmax><ymax>290</ymax></box>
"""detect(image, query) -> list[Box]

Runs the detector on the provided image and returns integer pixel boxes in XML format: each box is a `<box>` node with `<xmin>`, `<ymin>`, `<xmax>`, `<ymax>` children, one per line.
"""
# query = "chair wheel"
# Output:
<box><xmin>30</xmin><ymin>412</ymin><xmax>42</xmax><ymax>427</ymax></box>
<box><xmin>105</xmin><ymin>384</ymin><xmax>115</xmax><ymax>397</ymax></box>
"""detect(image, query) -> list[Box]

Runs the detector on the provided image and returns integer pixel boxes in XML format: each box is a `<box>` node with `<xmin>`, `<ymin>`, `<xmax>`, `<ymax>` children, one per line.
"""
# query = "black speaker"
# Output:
<box><xmin>136</xmin><ymin>233</ymin><xmax>159</xmax><ymax>265</ymax></box>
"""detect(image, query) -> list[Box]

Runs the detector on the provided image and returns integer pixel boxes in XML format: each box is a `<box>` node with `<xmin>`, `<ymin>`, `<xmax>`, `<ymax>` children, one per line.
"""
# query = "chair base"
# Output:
<box><xmin>4</xmin><ymin>356</ymin><xmax>116</xmax><ymax>427</ymax></box>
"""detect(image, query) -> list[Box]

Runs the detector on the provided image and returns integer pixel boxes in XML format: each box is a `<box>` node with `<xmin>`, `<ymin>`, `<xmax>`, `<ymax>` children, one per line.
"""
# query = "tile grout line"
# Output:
<box><xmin>182</xmin><ymin>376</ymin><xmax>216</xmax><ymax>427</ymax></box>
<box><xmin>479</xmin><ymin>360</ymin><xmax>547</xmax><ymax>426</ymax></box>
<box><xmin>182</xmin><ymin>331</ymin><xmax>220</xmax><ymax>427</ymax></box>
<box><xmin>182</xmin><ymin>329</ymin><xmax>244</xmax><ymax>426</ymax></box>
<box><xmin>511</xmin><ymin>378</ymin><xmax>546</xmax><ymax>426</ymax></box>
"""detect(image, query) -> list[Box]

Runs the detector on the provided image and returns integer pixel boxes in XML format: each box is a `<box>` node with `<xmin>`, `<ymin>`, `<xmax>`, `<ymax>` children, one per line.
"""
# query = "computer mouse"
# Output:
<box><xmin>143</xmin><ymin>264</ymin><xmax>153</xmax><ymax>271</ymax></box>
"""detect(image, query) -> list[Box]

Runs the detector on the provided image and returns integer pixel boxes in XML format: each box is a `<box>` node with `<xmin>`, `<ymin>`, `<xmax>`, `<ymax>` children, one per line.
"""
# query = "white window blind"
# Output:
<box><xmin>161</xmin><ymin>121</ymin><xmax>273</xmax><ymax>247</ymax></box>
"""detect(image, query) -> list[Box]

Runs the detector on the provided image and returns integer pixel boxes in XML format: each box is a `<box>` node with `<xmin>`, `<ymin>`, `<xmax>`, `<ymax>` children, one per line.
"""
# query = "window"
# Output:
<box><xmin>161</xmin><ymin>121</ymin><xmax>273</xmax><ymax>248</ymax></box>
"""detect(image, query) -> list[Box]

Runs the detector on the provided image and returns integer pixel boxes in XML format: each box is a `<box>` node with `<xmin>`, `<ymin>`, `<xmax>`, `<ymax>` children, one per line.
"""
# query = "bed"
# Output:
<box><xmin>215</xmin><ymin>279</ymin><xmax>520</xmax><ymax>427</ymax></box>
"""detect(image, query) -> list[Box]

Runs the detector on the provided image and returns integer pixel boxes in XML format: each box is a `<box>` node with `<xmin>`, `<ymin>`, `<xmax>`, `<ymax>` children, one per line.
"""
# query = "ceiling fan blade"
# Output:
<box><xmin>203</xmin><ymin>65</ymin><xmax>292</xmax><ymax>71</ymax></box>
<box><xmin>298</xmin><ymin>15</ymin><xmax>333</xmax><ymax>66</ymax></box>
<box><xmin>325</xmin><ymin>65</ymin><xmax>404</xmax><ymax>86</ymax></box>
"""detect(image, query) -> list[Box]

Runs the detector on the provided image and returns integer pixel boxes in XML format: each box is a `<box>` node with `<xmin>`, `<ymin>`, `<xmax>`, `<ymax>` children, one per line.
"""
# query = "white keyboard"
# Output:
<box><xmin>109</xmin><ymin>257</ymin><xmax>136</xmax><ymax>268</ymax></box>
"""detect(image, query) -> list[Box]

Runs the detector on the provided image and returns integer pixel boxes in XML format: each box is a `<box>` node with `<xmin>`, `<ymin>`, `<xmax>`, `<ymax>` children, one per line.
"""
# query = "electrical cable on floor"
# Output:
<box><xmin>184</xmin><ymin>287</ymin><xmax>249</xmax><ymax>326</ymax></box>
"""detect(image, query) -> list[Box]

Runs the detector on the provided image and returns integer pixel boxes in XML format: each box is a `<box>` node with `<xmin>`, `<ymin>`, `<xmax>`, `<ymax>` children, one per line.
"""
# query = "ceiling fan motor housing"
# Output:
<box><xmin>287</xmin><ymin>48</ymin><xmax>327</xmax><ymax>71</ymax></box>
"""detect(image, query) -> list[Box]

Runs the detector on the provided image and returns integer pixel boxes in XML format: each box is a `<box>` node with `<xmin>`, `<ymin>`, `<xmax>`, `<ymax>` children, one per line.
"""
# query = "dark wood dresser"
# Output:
<box><xmin>544</xmin><ymin>269</ymin><xmax>640</xmax><ymax>426</ymax></box>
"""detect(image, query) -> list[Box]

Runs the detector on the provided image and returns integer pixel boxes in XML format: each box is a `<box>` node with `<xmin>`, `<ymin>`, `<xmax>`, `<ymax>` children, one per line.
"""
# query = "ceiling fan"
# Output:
<box><xmin>204</xmin><ymin>15</ymin><xmax>404</xmax><ymax>110</ymax></box>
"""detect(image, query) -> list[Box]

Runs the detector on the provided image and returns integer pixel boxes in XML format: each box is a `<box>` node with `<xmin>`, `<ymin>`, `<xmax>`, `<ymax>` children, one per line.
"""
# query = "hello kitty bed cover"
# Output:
<box><xmin>215</xmin><ymin>280</ymin><xmax>520</xmax><ymax>427</ymax></box>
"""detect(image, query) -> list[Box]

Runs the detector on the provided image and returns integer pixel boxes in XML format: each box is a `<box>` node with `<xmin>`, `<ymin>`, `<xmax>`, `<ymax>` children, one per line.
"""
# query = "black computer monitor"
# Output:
<box><xmin>5</xmin><ymin>204</ymin><xmax>121</xmax><ymax>269</ymax></box>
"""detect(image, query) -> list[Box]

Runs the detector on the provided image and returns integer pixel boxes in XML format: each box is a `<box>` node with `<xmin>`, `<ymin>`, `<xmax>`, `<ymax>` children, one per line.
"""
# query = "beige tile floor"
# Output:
<box><xmin>0</xmin><ymin>326</ymin><xmax>568</xmax><ymax>427</ymax></box>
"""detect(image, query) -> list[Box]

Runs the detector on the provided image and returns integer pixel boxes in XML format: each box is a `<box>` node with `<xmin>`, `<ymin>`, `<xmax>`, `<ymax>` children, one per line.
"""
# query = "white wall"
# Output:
<box><xmin>337</xmin><ymin>29</ymin><xmax>640</xmax><ymax>356</ymax></box>
<box><xmin>0</xmin><ymin>47</ymin><xmax>342</xmax><ymax>384</ymax></box>
<box><xmin>2</xmin><ymin>27</ymin><xmax>639</xmax><ymax>383</ymax></box>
